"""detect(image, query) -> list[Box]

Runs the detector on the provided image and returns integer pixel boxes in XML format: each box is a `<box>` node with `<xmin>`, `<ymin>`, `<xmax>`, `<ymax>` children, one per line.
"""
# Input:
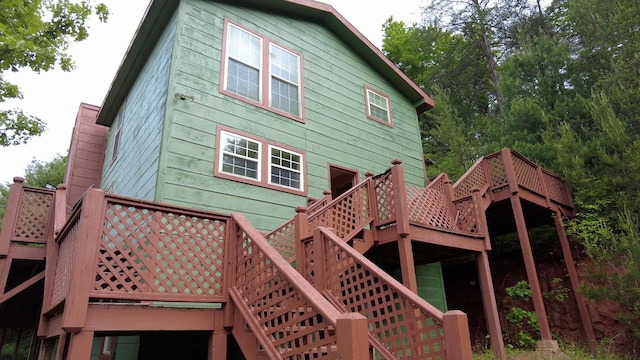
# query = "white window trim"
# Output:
<box><xmin>267</xmin><ymin>144</ymin><xmax>304</xmax><ymax>191</ymax></box>
<box><xmin>365</xmin><ymin>87</ymin><xmax>393</xmax><ymax>127</ymax></box>
<box><xmin>215</xmin><ymin>127</ymin><xmax>307</xmax><ymax>195</ymax></box>
<box><xmin>221</xmin><ymin>19</ymin><xmax>304</xmax><ymax>121</ymax></box>
<box><xmin>218</xmin><ymin>130</ymin><xmax>262</xmax><ymax>182</ymax></box>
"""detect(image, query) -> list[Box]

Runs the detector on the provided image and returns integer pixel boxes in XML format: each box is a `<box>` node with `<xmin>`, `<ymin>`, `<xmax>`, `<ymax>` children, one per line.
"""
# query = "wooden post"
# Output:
<box><xmin>65</xmin><ymin>330</ymin><xmax>94</xmax><ymax>359</ymax></box>
<box><xmin>294</xmin><ymin>206</ymin><xmax>309</xmax><ymax>277</ymax></box>
<box><xmin>390</xmin><ymin>159</ymin><xmax>410</xmax><ymax>237</ymax></box>
<box><xmin>476</xmin><ymin>251</ymin><xmax>505</xmax><ymax>359</ymax></box>
<box><xmin>443</xmin><ymin>310</ymin><xmax>473</xmax><ymax>360</ymax></box>
<box><xmin>312</xmin><ymin>227</ymin><xmax>327</xmax><ymax>293</ymax></box>
<box><xmin>53</xmin><ymin>184</ymin><xmax>68</xmax><ymax>236</ymax></box>
<box><xmin>510</xmin><ymin>195</ymin><xmax>552</xmax><ymax>341</ymax></box>
<box><xmin>554</xmin><ymin>210</ymin><xmax>596</xmax><ymax>343</ymax></box>
<box><xmin>501</xmin><ymin>148</ymin><xmax>519</xmax><ymax>194</ymax></box>
<box><xmin>39</xmin><ymin>187</ymin><xmax>67</xmax><ymax>337</ymax></box>
<box><xmin>472</xmin><ymin>187</ymin><xmax>492</xmax><ymax>250</ymax></box>
<box><xmin>61</xmin><ymin>188</ymin><xmax>106</xmax><ymax>333</ymax></box>
<box><xmin>336</xmin><ymin>313</ymin><xmax>369</xmax><ymax>359</ymax></box>
<box><xmin>224</xmin><ymin>215</ymin><xmax>238</xmax><ymax>330</ymax></box>
<box><xmin>54</xmin><ymin>333</ymin><xmax>68</xmax><ymax>360</ymax></box>
<box><xmin>0</xmin><ymin>177</ymin><xmax>24</xmax><ymax>257</ymax></box>
<box><xmin>210</xmin><ymin>311</ymin><xmax>228</xmax><ymax>360</ymax></box>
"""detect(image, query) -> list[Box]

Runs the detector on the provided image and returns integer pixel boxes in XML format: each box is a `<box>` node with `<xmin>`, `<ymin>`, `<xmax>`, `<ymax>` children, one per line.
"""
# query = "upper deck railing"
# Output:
<box><xmin>0</xmin><ymin>178</ymin><xmax>55</xmax><ymax>257</ymax></box>
<box><xmin>453</xmin><ymin>148</ymin><xmax>573</xmax><ymax>209</ymax></box>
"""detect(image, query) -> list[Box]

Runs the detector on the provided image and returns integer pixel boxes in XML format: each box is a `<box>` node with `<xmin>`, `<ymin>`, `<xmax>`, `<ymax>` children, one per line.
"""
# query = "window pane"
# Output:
<box><xmin>270</xmin><ymin>146</ymin><xmax>302</xmax><ymax>190</ymax></box>
<box><xmin>271</xmin><ymin>78</ymin><xmax>299</xmax><ymax>116</ymax></box>
<box><xmin>227</xmin><ymin>59</ymin><xmax>260</xmax><ymax>101</ymax></box>
<box><xmin>367</xmin><ymin>90</ymin><xmax>390</xmax><ymax>122</ymax></box>
<box><xmin>271</xmin><ymin>45</ymin><xmax>299</xmax><ymax>84</ymax></box>
<box><xmin>221</xmin><ymin>132</ymin><xmax>260</xmax><ymax>180</ymax></box>
<box><xmin>228</xmin><ymin>25</ymin><xmax>261</xmax><ymax>68</ymax></box>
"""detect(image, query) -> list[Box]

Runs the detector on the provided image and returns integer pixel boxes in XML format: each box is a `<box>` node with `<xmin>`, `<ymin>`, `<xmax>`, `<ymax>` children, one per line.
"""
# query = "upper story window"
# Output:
<box><xmin>215</xmin><ymin>127</ymin><xmax>306</xmax><ymax>195</ymax></box>
<box><xmin>110</xmin><ymin>102</ymin><xmax>126</xmax><ymax>164</ymax></box>
<box><xmin>222</xmin><ymin>20</ymin><xmax>303</xmax><ymax>121</ymax></box>
<box><xmin>365</xmin><ymin>87</ymin><xmax>393</xmax><ymax>127</ymax></box>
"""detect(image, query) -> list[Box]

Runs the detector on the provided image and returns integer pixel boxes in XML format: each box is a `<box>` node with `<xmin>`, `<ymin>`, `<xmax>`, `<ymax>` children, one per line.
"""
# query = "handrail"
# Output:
<box><xmin>312</xmin><ymin>227</ymin><xmax>448</xmax><ymax>359</ymax></box>
<box><xmin>307</xmin><ymin>177</ymin><xmax>374</xmax><ymax>240</ymax></box>
<box><xmin>232</xmin><ymin>213</ymin><xmax>363</xmax><ymax>359</ymax></box>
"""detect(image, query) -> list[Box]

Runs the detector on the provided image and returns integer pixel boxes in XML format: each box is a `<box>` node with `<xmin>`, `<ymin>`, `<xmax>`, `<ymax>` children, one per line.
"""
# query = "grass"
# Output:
<box><xmin>472</xmin><ymin>342</ymin><xmax>634</xmax><ymax>360</ymax></box>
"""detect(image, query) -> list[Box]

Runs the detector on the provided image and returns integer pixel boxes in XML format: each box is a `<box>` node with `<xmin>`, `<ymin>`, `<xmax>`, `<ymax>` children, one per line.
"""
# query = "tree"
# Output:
<box><xmin>0</xmin><ymin>0</ymin><xmax>108</xmax><ymax>146</ymax></box>
<box><xmin>0</xmin><ymin>155</ymin><xmax>67</xmax><ymax>232</ymax></box>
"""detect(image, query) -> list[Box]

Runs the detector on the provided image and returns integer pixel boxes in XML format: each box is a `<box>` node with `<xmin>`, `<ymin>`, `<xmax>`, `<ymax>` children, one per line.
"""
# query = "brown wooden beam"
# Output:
<box><xmin>0</xmin><ymin>270</ymin><xmax>44</xmax><ymax>304</ymax></box>
<box><xmin>84</xmin><ymin>304</ymin><xmax>219</xmax><ymax>331</ymax></box>
<box><xmin>476</xmin><ymin>251</ymin><xmax>505</xmax><ymax>359</ymax></box>
<box><xmin>397</xmin><ymin>236</ymin><xmax>418</xmax><ymax>293</ymax></box>
<box><xmin>510</xmin><ymin>195</ymin><xmax>552</xmax><ymax>341</ymax></box>
<box><xmin>409</xmin><ymin>226</ymin><xmax>486</xmax><ymax>252</ymax></box>
<box><xmin>554</xmin><ymin>210</ymin><xmax>596</xmax><ymax>343</ymax></box>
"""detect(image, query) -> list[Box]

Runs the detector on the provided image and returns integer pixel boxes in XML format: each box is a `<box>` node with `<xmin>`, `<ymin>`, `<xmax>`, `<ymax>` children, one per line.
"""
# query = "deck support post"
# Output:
<box><xmin>336</xmin><ymin>313</ymin><xmax>369</xmax><ymax>359</ymax></box>
<box><xmin>294</xmin><ymin>206</ymin><xmax>309</xmax><ymax>277</ymax></box>
<box><xmin>61</xmin><ymin>189</ymin><xmax>106</xmax><ymax>333</ymax></box>
<box><xmin>54</xmin><ymin>333</ymin><xmax>67</xmax><ymax>360</ymax></box>
<box><xmin>65</xmin><ymin>330</ymin><xmax>94</xmax><ymax>359</ymax></box>
<box><xmin>391</xmin><ymin>160</ymin><xmax>418</xmax><ymax>293</ymax></box>
<box><xmin>397</xmin><ymin>236</ymin><xmax>418</xmax><ymax>293</ymax></box>
<box><xmin>554</xmin><ymin>210</ymin><xmax>596</xmax><ymax>343</ymax></box>
<box><xmin>0</xmin><ymin>177</ymin><xmax>24</xmax><ymax>257</ymax></box>
<box><xmin>209</xmin><ymin>312</ymin><xmax>228</xmax><ymax>360</ymax></box>
<box><xmin>476</xmin><ymin>251</ymin><xmax>505</xmax><ymax>359</ymax></box>
<box><xmin>443</xmin><ymin>310</ymin><xmax>473</xmax><ymax>360</ymax></box>
<box><xmin>510</xmin><ymin>195</ymin><xmax>552</xmax><ymax>341</ymax></box>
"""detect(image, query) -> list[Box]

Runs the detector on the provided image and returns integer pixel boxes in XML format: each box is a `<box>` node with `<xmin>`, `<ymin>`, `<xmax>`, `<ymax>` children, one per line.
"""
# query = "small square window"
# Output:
<box><xmin>365</xmin><ymin>87</ymin><xmax>392</xmax><ymax>126</ymax></box>
<box><xmin>219</xmin><ymin>131</ymin><xmax>261</xmax><ymax>181</ymax></box>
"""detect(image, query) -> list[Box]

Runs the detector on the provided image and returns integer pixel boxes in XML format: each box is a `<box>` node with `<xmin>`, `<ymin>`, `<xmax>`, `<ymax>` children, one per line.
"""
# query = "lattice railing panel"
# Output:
<box><xmin>454</xmin><ymin>197</ymin><xmax>480</xmax><ymax>234</ymax></box>
<box><xmin>486</xmin><ymin>154</ymin><xmax>508</xmax><ymax>191</ymax></box>
<box><xmin>543</xmin><ymin>172</ymin><xmax>571</xmax><ymax>206</ymax></box>
<box><xmin>234</xmin><ymin>226</ymin><xmax>339</xmax><ymax>359</ymax></box>
<box><xmin>93</xmin><ymin>202</ymin><xmax>226</xmax><ymax>299</ymax></box>
<box><xmin>307</xmin><ymin>181</ymin><xmax>371</xmax><ymax>240</ymax></box>
<box><xmin>513</xmin><ymin>155</ymin><xmax>544</xmax><ymax>194</ymax></box>
<box><xmin>318</xmin><ymin>229</ymin><xmax>446</xmax><ymax>359</ymax></box>
<box><xmin>302</xmin><ymin>238</ymin><xmax>315</xmax><ymax>286</ymax></box>
<box><xmin>266</xmin><ymin>219</ymin><xmax>296</xmax><ymax>262</ymax></box>
<box><xmin>322</xmin><ymin>229</ymin><xmax>445</xmax><ymax>359</ymax></box>
<box><xmin>13</xmin><ymin>189</ymin><xmax>54</xmax><ymax>243</ymax></box>
<box><xmin>374</xmin><ymin>172</ymin><xmax>395</xmax><ymax>224</ymax></box>
<box><xmin>453</xmin><ymin>161</ymin><xmax>488</xmax><ymax>200</ymax></box>
<box><xmin>407</xmin><ymin>187</ymin><xmax>457</xmax><ymax>231</ymax></box>
<box><xmin>51</xmin><ymin>214</ymin><xmax>81</xmax><ymax>307</ymax></box>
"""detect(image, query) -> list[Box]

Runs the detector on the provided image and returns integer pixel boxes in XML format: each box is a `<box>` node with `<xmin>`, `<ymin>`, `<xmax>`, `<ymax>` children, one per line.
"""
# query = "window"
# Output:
<box><xmin>220</xmin><ymin>131</ymin><xmax>261</xmax><ymax>180</ymax></box>
<box><xmin>222</xmin><ymin>20</ymin><xmax>303</xmax><ymax>120</ymax></box>
<box><xmin>110</xmin><ymin>102</ymin><xmax>126</xmax><ymax>163</ymax></box>
<box><xmin>365</xmin><ymin>87</ymin><xmax>392</xmax><ymax>126</ymax></box>
<box><xmin>215</xmin><ymin>127</ymin><xmax>305</xmax><ymax>194</ymax></box>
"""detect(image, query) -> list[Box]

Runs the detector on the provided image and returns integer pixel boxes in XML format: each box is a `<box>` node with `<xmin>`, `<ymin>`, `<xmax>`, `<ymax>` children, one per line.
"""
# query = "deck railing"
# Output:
<box><xmin>452</xmin><ymin>149</ymin><xmax>573</xmax><ymax>208</ymax></box>
<box><xmin>308</xmin><ymin>227</ymin><xmax>471</xmax><ymax>360</ymax></box>
<box><xmin>0</xmin><ymin>178</ymin><xmax>55</xmax><ymax>256</ymax></box>
<box><xmin>231</xmin><ymin>213</ymin><xmax>368</xmax><ymax>359</ymax></box>
<box><xmin>45</xmin><ymin>189</ymin><xmax>232</xmax><ymax>328</ymax></box>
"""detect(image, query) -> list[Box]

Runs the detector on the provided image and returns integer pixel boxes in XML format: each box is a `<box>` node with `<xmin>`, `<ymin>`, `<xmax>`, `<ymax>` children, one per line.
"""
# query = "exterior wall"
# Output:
<box><xmin>155</xmin><ymin>0</ymin><xmax>426</xmax><ymax>231</ymax></box>
<box><xmin>101</xmin><ymin>13</ymin><xmax>178</xmax><ymax>200</ymax></box>
<box><xmin>64</xmin><ymin>103</ymin><xmax>108</xmax><ymax>208</ymax></box>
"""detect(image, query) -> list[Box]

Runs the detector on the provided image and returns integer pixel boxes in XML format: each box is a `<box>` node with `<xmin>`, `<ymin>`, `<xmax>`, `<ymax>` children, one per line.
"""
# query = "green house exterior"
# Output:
<box><xmin>98</xmin><ymin>0</ymin><xmax>432</xmax><ymax>232</ymax></box>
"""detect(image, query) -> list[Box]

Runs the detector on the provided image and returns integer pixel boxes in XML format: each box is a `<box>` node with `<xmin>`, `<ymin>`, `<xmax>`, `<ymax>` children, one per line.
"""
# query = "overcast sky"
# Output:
<box><xmin>0</xmin><ymin>0</ymin><xmax>424</xmax><ymax>185</ymax></box>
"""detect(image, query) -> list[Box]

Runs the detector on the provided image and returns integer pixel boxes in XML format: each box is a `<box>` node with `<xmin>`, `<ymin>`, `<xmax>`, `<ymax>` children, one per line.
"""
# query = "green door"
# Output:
<box><xmin>415</xmin><ymin>262</ymin><xmax>448</xmax><ymax>312</ymax></box>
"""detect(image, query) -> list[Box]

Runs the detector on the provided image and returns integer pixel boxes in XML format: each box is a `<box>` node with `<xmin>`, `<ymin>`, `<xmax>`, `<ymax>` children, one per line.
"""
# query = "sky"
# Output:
<box><xmin>0</xmin><ymin>0</ymin><xmax>424</xmax><ymax>185</ymax></box>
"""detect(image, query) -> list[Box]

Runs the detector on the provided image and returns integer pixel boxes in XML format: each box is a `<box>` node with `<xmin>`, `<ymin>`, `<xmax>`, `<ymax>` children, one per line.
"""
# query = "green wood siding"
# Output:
<box><xmin>416</xmin><ymin>263</ymin><xmax>448</xmax><ymax>312</ymax></box>
<box><xmin>101</xmin><ymin>13</ymin><xmax>177</xmax><ymax>200</ymax></box>
<box><xmin>153</xmin><ymin>0</ymin><xmax>426</xmax><ymax>231</ymax></box>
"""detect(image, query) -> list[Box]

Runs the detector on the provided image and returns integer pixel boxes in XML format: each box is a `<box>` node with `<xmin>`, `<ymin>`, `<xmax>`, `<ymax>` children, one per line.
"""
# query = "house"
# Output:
<box><xmin>0</xmin><ymin>0</ymin><xmax>596</xmax><ymax>359</ymax></box>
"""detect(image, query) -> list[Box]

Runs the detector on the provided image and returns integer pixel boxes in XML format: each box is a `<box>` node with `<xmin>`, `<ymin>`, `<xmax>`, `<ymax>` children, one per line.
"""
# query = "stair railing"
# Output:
<box><xmin>309</xmin><ymin>226</ymin><xmax>473</xmax><ymax>360</ymax></box>
<box><xmin>230</xmin><ymin>213</ymin><xmax>369</xmax><ymax>359</ymax></box>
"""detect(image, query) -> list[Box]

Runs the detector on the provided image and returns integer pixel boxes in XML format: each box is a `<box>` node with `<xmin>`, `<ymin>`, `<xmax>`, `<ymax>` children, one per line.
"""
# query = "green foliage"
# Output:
<box><xmin>505</xmin><ymin>281</ymin><xmax>539</xmax><ymax>350</ymax></box>
<box><xmin>384</xmin><ymin>0</ymin><xmax>640</xmax><ymax>345</ymax></box>
<box><xmin>0</xmin><ymin>0</ymin><xmax>108</xmax><ymax>146</ymax></box>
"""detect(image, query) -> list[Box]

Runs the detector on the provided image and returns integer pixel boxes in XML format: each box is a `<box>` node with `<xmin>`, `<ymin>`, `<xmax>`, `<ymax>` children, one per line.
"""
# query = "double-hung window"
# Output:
<box><xmin>215</xmin><ymin>127</ymin><xmax>305</xmax><ymax>194</ymax></box>
<box><xmin>365</xmin><ymin>87</ymin><xmax>393</xmax><ymax>126</ymax></box>
<box><xmin>222</xmin><ymin>20</ymin><xmax>303</xmax><ymax>120</ymax></box>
